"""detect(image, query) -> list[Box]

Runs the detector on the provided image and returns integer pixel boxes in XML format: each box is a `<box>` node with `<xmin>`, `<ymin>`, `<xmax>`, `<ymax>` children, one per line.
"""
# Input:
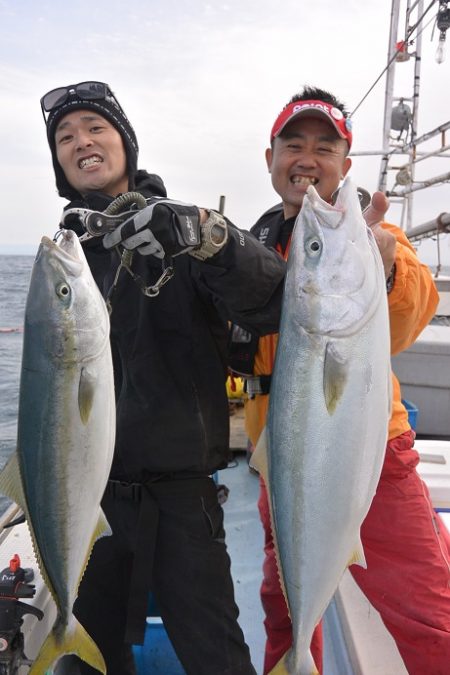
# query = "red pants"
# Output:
<box><xmin>258</xmin><ymin>430</ymin><xmax>450</xmax><ymax>675</ymax></box>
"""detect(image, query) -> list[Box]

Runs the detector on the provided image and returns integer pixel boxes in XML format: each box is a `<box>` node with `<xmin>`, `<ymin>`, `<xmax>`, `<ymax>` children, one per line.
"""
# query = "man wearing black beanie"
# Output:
<box><xmin>40</xmin><ymin>80</ymin><xmax>286</xmax><ymax>675</ymax></box>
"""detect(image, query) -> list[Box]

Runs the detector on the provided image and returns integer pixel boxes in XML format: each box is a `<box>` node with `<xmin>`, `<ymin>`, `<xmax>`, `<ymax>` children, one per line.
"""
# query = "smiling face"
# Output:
<box><xmin>266</xmin><ymin>116</ymin><xmax>352</xmax><ymax>219</ymax></box>
<box><xmin>54</xmin><ymin>109</ymin><xmax>129</xmax><ymax>197</ymax></box>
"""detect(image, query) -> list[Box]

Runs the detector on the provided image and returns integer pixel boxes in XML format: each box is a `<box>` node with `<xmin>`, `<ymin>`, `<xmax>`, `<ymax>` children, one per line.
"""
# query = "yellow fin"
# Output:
<box><xmin>250</xmin><ymin>427</ymin><xmax>268</xmax><ymax>482</ymax></box>
<box><xmin>323</xmin><ymin>341</ymin><xmax>348</xmax><ymax>413</ymax></box>
<box><xmin>93</xmin><ymin>508</ymin><xmax>112</xmax><ymax>541</ymax></box>
<box><xmin>348</xmin><ymin>538</ymin><xmax>367</xmax><ymax>568</ymax></box>
<box><xmin>268</xmin><ymin>651</ymin><xmax>290</xmax><ymax>674</ymax></box>
<box><xmin>269</xmin><ymin>648</ymin><xmax>320</xmax><ymax>675</ymax></box>
<box><xmin>0</xmin><ymin>452</ymin><xmax>27</xmax><ymax>510</ymax></box>
<box><xmin>78</xmin><ymin>367</ymin><xmax>96</xmax><ymax>425</ymax></box>
<box><xmin>30</xmin><ymin>616</ymin><xmax>106</xmax><ymax>674</ymax></box>
<box><xmin>0</xmin><ymin>453</ymin><xmax>60</xmax><ymax>604</ymax></box>
<box><xmin>251</xmin><ymin>428</ymin><xmax>290</xmax><ymax>618</ymax></box>
<box><xmin>77</xmin><ymin>509</ymin><xmax>112</xmax><ymax>591</ymax></box>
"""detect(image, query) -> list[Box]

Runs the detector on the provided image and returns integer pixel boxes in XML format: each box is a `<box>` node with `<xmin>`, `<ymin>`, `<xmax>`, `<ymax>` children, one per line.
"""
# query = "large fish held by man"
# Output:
<box><xmin>0</xmin><ymin>230</ymin><xmax>115</xmax><ymax>673</ymax></box>
<box><xmin>252</xmin><ymin>177</ymin><xmax>392</xmax><ymax>674</ymax></box>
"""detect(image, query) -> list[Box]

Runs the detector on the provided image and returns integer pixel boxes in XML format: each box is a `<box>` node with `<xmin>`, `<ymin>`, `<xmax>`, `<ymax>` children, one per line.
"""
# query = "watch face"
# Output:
<box><xmin>211</xmin><ymin>222</ymin><xmax>226</xmax><ymax>244</ymax></box>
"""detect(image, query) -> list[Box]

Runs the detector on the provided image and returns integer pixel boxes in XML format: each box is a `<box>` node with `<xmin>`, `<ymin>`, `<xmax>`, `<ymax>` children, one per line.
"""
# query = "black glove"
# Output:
<box><xmin>102</xmin><ymin>198</ymin><xmax>202</xmax><ymax>259</ymax></box>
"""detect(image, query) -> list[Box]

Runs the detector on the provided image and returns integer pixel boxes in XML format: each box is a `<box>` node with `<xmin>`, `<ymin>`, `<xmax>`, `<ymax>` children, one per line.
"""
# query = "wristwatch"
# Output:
<box><xmin>189</xmin><ymin>210</ymin><xmax>228</xmax><ymax>261</ymax></box>
<box><xmin>386</xmin><ymin>263</ymin><xmax>396</xmax><ymax>294</ymax></box>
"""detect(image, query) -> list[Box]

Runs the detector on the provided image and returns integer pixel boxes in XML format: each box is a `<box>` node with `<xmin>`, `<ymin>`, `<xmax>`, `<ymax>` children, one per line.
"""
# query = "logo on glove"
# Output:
<box><xmin>185</xmin><ymin>216</ymin><xmax>198</xmax><ymax>244</ymax></box>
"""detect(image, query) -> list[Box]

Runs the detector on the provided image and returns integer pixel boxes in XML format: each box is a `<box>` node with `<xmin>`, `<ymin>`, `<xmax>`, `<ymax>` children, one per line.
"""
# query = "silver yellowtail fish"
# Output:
<box><xmin>0</xmin><ymin>230</ymin><xmax>115</xmax><ymax>673</ymax></box>
<box><xmin>252</xmin><ymin>177</ymin><xmax>392</xmax><ymax>674</ymax></box>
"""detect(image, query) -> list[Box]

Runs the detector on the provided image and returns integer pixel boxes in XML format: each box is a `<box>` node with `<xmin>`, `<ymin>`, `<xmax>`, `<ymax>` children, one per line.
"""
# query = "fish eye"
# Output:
<box><xmin>305</xmin><ymin>237</ymin><xmax>322</xmax><ymax>257</ymax></box>
<box><xmin>56</xmin><ymin>282</ymin><xmax>71</xmax><ymax>299</ymax></box>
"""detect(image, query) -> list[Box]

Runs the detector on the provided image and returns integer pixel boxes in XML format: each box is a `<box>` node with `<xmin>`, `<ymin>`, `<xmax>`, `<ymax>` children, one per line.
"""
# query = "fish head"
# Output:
<box><xmin>25</xmin><ymin>230</ymin><xmax>110</xmax><ymax>363</ymax></box>
<box><xmin>286</xmin><ymin>176</ymin><xmax>385</xmax><ymax>337</ymax></box>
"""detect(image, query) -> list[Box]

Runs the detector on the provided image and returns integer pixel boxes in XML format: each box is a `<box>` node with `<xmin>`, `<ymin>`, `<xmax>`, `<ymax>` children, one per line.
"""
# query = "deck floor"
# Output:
<box><xmin>219</xmin><ymin>450</ymin><xmax>266</xmax><ymax>673</ymax></box>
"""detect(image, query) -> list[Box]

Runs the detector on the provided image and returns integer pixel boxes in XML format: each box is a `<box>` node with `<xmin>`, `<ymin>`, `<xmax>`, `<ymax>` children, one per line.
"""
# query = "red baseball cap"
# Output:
<box><xmin>270</xmin><ymin>99</ymin><xmax>353</xmax><ymax>149</ymax></box>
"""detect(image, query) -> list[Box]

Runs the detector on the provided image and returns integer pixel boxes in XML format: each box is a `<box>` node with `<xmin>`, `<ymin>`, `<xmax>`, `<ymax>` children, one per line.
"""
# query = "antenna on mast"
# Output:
<box><xmin>435</xmin><ymin>0</ymin><xmax>450</xmax><ymax>62</ymax></box>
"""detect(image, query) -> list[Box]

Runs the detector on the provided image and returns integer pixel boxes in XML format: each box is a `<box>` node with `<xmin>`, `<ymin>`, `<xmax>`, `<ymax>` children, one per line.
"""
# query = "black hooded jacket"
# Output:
<box><xmin>64</xmin><ymin>171</ymin><xmax>285</xmax><ymax>481</ymax></box>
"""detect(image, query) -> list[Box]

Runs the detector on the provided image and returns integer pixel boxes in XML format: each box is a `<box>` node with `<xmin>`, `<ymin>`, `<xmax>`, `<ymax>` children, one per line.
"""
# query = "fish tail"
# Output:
<box><xmin>268</xmin><ymin>652</ymin><xmax>290</xmax><ymax>674</ymax></box>
<box><xmin>269</xmin><ymin>648</ymin><xmax>320</xmax><ymax>675</ymax></box>
<box><xmin>29</xmin><ymin>616</ymin><xmax>106</xmax><ymax>674</ymax></box>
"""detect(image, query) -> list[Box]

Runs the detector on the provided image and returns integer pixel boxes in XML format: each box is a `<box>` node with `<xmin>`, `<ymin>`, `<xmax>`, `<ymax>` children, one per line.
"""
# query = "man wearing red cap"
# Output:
<box><xmin>231</xmin><ymin>85</ymin><xmax>450</xmax><ymax>674</ymax></box>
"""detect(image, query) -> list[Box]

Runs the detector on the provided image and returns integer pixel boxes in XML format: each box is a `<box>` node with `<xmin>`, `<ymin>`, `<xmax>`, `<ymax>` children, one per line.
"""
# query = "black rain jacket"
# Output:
<box><xmin>63</xmin><ymin>171</ymin><xmax>285</xmax><ymax>481</ymax></box>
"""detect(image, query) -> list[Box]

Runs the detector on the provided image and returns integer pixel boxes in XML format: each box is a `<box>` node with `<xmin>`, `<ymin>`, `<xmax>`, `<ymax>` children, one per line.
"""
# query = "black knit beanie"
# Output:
<box><xmin>46</xmin><ymin>93</ymin><xmax>139</xmax><ymax>200</ymax></box>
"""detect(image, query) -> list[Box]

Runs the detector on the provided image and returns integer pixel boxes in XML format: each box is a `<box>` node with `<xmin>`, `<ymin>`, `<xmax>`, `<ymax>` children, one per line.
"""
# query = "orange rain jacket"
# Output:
<box><xmin>245</xmin><ymin>221</ymin><xmax>439</xmax><ymax>447</ymax></box>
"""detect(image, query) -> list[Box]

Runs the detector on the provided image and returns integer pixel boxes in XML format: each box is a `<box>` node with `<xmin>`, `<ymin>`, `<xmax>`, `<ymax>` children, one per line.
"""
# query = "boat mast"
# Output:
<box><xmin>379</xmin><ymin>0</ymin><xmax>425</xmax><ymax>230</ymax></box>
<box><xmin>379</xmin><ymin>0</ymin><xmax>402</xmax><ymax>195</ymax></box>
<box><xmin>407</xmin><ymin>1</ymin><xmax>423</xmax><ymax>231</ymax></box>
<box><xmin>356</xmin><ymin>0</ymin><xmax>450</xmax><ymax>241</ymax></box>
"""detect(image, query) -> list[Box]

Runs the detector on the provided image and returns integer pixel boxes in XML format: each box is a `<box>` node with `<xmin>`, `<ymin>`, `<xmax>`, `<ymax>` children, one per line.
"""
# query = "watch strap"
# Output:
<box><xmin>189</xmin><ymin>210</ymin><xmax>228</xmax><ymax>261</ymax></box>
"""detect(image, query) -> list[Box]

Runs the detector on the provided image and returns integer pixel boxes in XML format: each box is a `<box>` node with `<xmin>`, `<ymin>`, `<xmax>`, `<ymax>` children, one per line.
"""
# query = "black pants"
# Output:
<box><xmin>69</xmin><ymin>476</ymin><xmax>256</xmax><ymax>675</ymax></box>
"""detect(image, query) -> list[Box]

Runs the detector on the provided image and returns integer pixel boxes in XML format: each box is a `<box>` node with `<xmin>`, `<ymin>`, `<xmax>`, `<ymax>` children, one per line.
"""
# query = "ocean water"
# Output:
<box><xmin>0</xmin><ymin>254</ymin><xmax>34</xmax><ymax>513</ymax></box>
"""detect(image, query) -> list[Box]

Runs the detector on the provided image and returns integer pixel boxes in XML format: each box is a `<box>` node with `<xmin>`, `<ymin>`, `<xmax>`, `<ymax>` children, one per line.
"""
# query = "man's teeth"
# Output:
<box><xmin>291</xmin><ymin>176</ymin><xmax>317</xmax><ymax>185</ymax></box>
<box><xmin>79</xmin><ymin>156</ymin><xmax>102</xmax><ymax>169</ymax></box>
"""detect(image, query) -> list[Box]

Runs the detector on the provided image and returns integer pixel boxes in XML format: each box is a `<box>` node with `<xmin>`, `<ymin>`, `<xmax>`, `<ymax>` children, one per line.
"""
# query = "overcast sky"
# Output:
<box><xmin>0</xmin><ymin>0</ymin><xmax>449</xmax><ymax>266</ymax></box>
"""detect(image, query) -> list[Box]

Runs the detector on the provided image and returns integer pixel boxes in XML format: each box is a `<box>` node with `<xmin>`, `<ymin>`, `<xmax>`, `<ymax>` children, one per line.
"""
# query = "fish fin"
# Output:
<box><xmin>0</xmin><ymin>454</ymin><xmax>60</xmax><ymax>604</ymax></box>
<box><xmin>348</xmin><ymin>538</ymin><xmax>367</xmax><ymax>568</ymax></box>
<box><xmin>250</xmin><ymin>427</ymin><xmax>269</xmax><ymax>482</ymax></box>
<box><xmin>25</xmin><ymin>518</ymin><xmax>59</xmax><ymax>606</ymax></box>
<box><xmin>323</xmin><ymin>341</ymin><xmax>348</xmax><ymax>413</ymax></box>
<box><xmin>251</xmin><ymin>430</ymin><xmax>291</xmax><ymax>621</ymax></box>
<box><xmin>0</xmin><ymin>452</ymin><xmax>27</xmax><ymax>511</ymax></box>
<box><xmin>78</xmin><ymin>367</ymin><xmax>96</xmax><ymax>425</ymax></box>
<box><xmin>269</xmin><ymin>648</ymin><xmax>319</xmax><ymax>675</ymax></box>
<box><xmin>94</xmin><ymin>508</ymin><xmax>112</xmax><ymax>540</ymax></box>
<box><xmin>268</xmin><ymin>652</ymin><xmax>290</xmax><ymax>674</ymax></box>
<box><xmin>77</xmin><ymin>509</ymin><xmax>112</xmax><ymax>591</ymax></box>
<box><xmin>29</xmin><ymin>616</ymin><xmax>106</xmax><ymax>674</ymax></box>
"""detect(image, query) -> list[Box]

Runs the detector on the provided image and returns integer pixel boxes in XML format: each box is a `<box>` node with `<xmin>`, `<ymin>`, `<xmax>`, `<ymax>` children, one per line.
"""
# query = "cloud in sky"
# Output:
<box><xmin>0</xmin><ymin>0</ymin><xmax>449</xmax><ymax>265</ymax></box>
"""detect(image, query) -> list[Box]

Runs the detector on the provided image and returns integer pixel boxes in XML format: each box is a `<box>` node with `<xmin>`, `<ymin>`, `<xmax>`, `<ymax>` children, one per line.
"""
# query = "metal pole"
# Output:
<box><xmin>402</xmin><ymin>120</ymin><xmax>450</xmax><ymax>151</ymax></box>
<box><xmin>379</xmin><ymin>0</ymin><xmax>402</xmax><ymax>192</ymax></box>
<box><xmin>389</xmin><ymin>169</ymin><xmax>450</xmax><ymax>195</ymax></box>
<box><xmin>404</xmin><ymin>212</ymin><xmax>450</xmax><ymax>241</ymax></box>
<box><xmin>402</xmin><ymin>144</ymin><xmax>450</xmax><ymax>166</ymax></box>
<box><xmin>406</xmin><ymin>0</ymin><xmax>424</xmax><ymax>230</ymax></box>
